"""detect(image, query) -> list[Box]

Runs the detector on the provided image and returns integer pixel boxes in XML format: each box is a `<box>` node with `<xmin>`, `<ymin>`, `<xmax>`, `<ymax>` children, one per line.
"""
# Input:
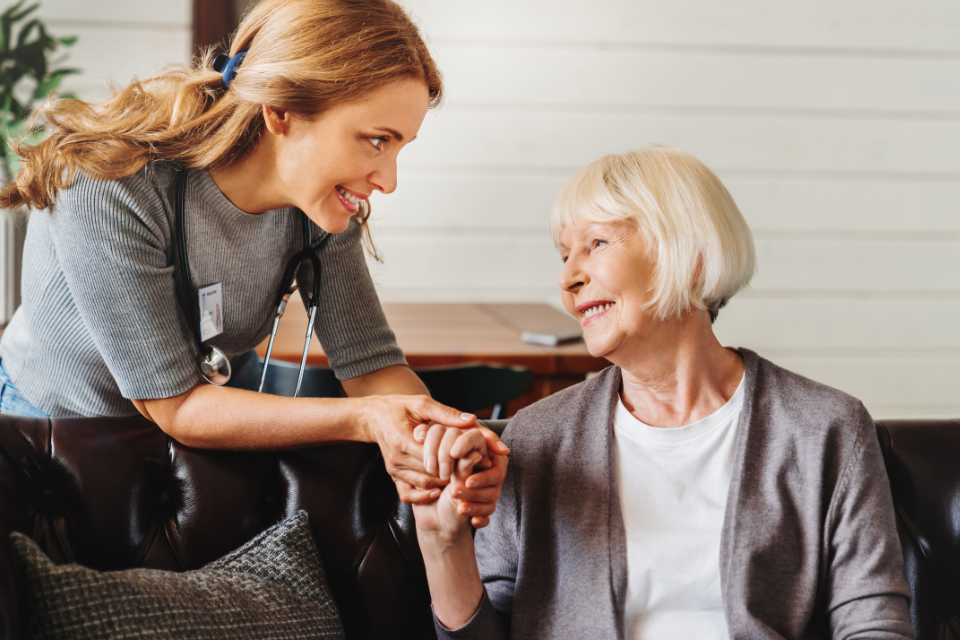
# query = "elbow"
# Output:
<box><xmin>135</xmin><ymin>384</ymin><xmax>209</xmax><ymax>448</ymax></box>
<box><xmin>155</xmin><ymin>408</ymin><xmax>219</xmax><ymax>449</ymax></box>
<box><xmin>155</xmin><ymin>417</ymin><xmax>201</xmax><ymax>448</ymax></box>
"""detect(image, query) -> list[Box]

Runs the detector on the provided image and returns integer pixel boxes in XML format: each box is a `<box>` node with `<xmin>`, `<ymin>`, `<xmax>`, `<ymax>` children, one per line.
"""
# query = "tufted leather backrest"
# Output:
<box><xmin>878</xmin><ymin>420</ymin><xmax>960</xmax><ymax>640</ymax></box>
<box><xmin>2</xmin><ymin>415</ymin><xmax>959</xmax><ymax>640</ymax></box>
<box><xmin>0</xmin><ymin>415</ymin><xmax>436</xmax><ymax>640</ymax></box>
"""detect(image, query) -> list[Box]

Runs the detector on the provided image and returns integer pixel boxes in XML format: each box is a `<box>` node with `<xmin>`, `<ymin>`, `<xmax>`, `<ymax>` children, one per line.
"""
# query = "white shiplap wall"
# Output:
<box><xmin>368</xmin><ymin>0</ymin><xmax>960</xmax><ymax>419</ymax></box>
<box><xmin>42</xmin><ymin>0</ymin><xmax>191</xmax><ymax>101</ymax></box>
<box><xmin>31</xmin><ymin>0</ymin><xmax>960</xmax><ymax>418</ymax></box>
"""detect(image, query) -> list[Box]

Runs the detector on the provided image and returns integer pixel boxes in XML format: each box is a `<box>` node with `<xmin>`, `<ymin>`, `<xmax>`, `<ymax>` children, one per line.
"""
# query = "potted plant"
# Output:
<box><xmin>0</xmin><ymin>0</ymin><xmax>76</xmax><ymax>324</ymax></box>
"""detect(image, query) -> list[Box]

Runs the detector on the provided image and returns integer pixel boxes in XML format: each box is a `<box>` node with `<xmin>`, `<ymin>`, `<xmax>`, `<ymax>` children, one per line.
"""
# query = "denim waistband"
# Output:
<box><xmin>0</xmin><ymin>358</ymin><xmax>50</xmax><ymax>417</ymax></box>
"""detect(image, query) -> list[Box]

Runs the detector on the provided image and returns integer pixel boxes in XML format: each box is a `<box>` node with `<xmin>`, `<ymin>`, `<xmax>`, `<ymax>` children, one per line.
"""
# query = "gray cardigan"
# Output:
<box><xmin>437</xmin><ymin>349</ymin><xmax>914</xmax><ymax>640</ymax></box>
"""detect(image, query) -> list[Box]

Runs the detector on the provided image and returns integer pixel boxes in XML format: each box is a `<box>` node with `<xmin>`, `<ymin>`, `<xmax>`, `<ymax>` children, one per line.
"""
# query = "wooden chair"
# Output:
<box><xmin>228</xmin><ymin>350</ymin><xmax>342</xmax><ymax>398</ymax></box>
<box><xmin>413</xmin><ymin>364</ymin><xmax>533</xmax><ymax>419</ymax></box>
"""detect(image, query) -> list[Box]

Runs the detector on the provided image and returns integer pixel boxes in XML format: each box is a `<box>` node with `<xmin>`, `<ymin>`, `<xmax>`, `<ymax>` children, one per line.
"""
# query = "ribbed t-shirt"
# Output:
<box><xmin>614</xmin><ymin>377</ymin><xmax>745</xmax><ymax>640</ymax></box>
<box><xmin>0</xmin><ymin>162</ymin><xmax>406</xmax><ymax>417</ymax></box>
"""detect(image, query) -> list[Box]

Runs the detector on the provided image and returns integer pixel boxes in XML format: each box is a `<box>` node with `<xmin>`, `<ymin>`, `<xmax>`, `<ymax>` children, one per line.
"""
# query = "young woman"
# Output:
<box><xmin>0</xmin><ymin>0</ymin><xmax>507</xmax><ymax>514</ymax></box>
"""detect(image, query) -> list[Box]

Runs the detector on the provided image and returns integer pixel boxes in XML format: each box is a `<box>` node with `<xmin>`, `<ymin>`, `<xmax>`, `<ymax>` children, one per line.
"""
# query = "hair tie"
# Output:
<box><xmin>213</xmin><ymin>50</ymin><xmax>248</xmax><ymax>90</ymax></box>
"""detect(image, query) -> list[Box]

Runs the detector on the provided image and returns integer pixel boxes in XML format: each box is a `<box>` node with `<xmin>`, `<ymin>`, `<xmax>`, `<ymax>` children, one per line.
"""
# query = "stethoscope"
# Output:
<box><xmin>173</xmin><ymin>167</ymin><xmax>328</xmax><ymax>396</ymax></box>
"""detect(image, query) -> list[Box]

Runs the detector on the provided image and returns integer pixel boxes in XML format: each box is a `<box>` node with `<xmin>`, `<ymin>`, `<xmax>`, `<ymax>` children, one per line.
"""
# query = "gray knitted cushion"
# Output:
<box><xmin>10</xmin><ymin>510</ymin><xmax>345</xmax><ymax>640</ymax></box>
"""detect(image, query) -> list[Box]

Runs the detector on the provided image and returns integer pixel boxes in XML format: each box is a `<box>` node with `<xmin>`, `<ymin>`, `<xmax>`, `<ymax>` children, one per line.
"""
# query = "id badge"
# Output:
<box><xmin>198</xmin><ymin>283</ymin><xmax>224</xmax><ymax>342</ymax></box>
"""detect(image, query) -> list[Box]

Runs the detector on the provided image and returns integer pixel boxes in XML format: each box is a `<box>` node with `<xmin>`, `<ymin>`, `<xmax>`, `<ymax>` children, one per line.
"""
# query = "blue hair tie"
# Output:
<box><xmin>213</xmin><ymin>50</ymin><xmax>248</xmax><ymax>90</ymax></box>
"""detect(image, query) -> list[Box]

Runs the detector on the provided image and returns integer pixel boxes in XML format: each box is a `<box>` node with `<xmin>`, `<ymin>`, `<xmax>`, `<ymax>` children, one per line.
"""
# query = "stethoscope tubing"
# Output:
<box><xmin>174</xmin><ymin>166</ymin><xmax>326</xmax><ymax>395</ymax></box>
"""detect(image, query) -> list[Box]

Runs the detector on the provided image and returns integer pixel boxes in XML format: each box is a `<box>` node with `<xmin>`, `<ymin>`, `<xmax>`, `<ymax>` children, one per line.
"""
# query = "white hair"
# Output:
<box><xmin>550</xmin><ymin>146</ymin><xmax>756</xmax><ymax>321</ymax></box>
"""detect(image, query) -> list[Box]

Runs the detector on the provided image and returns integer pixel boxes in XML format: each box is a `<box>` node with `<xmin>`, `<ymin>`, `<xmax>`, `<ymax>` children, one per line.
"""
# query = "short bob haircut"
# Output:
<box><xmin>551</xmin><ymin>146</ymin><xmax>755</xmax><ymax>322</ymax></box>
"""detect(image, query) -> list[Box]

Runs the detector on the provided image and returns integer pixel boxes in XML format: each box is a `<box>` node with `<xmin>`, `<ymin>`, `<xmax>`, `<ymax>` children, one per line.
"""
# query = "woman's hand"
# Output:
<box><xmin>411</xmin><ymin>428</ymin><xmax>497</xmax><ymax>537</ymax></box>
<box><xmin>358</xmin><ymin>394</ymin><xmax>509</xmax><ymax>506</ymax></box>
<box><xmin>412</xmin><ymin>428</ymin><xmax>496</xmax><ymax>631</ymax></box>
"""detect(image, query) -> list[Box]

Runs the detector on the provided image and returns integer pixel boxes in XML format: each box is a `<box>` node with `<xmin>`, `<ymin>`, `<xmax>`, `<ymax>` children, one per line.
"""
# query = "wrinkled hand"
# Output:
<box><xmin>410</xmin><ymin>428</ymin><xmax>505</xmax><ymax>535</ymax></box>
<box><xmin>360</xmin><ymin>395</ymin><xmax>508</xmax><ymax>507</ymax></box>
<box><xmin>406</xmin><ymin>423</ymin><xmax>509</xmax><ymax>529</ymax></box>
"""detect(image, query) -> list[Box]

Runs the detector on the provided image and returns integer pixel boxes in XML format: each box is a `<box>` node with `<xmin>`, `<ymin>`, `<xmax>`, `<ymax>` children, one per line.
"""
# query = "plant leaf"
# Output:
<box><xmin>0</xmin><ymin>13</ymin><xmax>13</xmax><ymax>55</ymax></box>
<box><xmin>0</xmin><ymin>0</ymin><xmax>27</xmax><ymax>20</ymax></box>
<box><xmin>7</xmin><ymin>96</ymin><xmax>25</xmax><ymax>122</ymax></box>
<box><xmin>15</xmin><ymin>17</ymin><xmax>39</xmax><ymax>48</ymax></box>
<box><xmin>16</xmin><ymin>40</ymin><xmax>46</xmax><ymax>79</ymax></box>
<box><xmin>34</xmin><ymin>67</ymin><xmax>78</xmax><ymax>99</ymax></box>
<box><xmin>8</xmin><ymin>3</ymin><xmax>39</xmax><ymax>24</ymax></box>
<box><xmin>0</xmin><ymin>1</ymin><xmax>79</xmax><ymax>160</ymax></box>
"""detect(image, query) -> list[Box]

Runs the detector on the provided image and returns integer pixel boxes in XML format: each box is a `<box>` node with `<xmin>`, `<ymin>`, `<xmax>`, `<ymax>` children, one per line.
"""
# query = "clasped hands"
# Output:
<box><xmin>362</xmin><ymin>394</ymin><xmax>508</xmax><ymax>530</ymax></box>
<box><xmin>398</xmin><ymin>423</ymin><xmax>509</xmax><ymax>531</ymax></box>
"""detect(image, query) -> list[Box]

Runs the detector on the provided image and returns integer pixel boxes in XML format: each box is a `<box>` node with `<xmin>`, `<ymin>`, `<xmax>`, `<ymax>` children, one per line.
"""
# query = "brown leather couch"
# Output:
<box><xmin>0</xmin><ymin>415</ymin><xmax>958</xmax><ymax>640</ymax></box>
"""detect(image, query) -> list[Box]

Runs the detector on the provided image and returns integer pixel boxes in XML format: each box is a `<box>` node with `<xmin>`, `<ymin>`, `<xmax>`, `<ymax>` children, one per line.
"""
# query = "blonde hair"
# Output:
<box><xmin>0</xmin><ymin>0</ymin><xmax>443</xmax><ymax>223</ymax></box>
<box><xmin>551</xmin><ymin>146</ymin><xmax>755</xmax><ymax>322</ymax></box>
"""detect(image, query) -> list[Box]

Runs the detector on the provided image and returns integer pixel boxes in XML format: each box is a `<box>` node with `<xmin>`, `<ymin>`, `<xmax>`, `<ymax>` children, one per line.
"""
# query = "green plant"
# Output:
<box><xmin>0</xmin><ymin>0</ymin><xmax>76</xmax><ymax>183</ymax></box>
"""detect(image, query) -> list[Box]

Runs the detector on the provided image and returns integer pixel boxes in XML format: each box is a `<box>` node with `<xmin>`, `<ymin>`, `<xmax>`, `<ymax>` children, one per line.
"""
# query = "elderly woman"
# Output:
<box><xmin>409</xmin><ymin>146</ymin><xmax>914</xmax><ymax>639</ymax></box>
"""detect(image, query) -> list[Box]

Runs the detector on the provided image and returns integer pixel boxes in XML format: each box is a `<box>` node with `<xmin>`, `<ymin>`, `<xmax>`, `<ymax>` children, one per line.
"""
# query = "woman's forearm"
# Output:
<box><xmin>135</xmin><ymin>365</ymin><xmax>434</xmax><ymax>451</ymax></box>
<box><xmin>418</xmin><ymin>528</ymin><xmax>485</xmax><ymax>631</ymax></box>
<box><xmin>414</xmin><ymin>434</ymin><xmax>500</xmax><ymax>630</ymax></box>
<box><xmin>140</xmin><ymin>382</ymin><xmax>373</xmax><ymax>450</ymax></box>
<box><xmin>341</xmin><ymin>364</ymin><xmax>429</xmax><ymax>397</ymax></box>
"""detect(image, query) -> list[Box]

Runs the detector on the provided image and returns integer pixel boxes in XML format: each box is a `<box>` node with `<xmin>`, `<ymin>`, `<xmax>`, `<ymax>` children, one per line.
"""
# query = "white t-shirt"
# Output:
<box><xmin>614</xmin><ymin>376</ymin><xmax>745</xmax><ymax>640</ymax></box>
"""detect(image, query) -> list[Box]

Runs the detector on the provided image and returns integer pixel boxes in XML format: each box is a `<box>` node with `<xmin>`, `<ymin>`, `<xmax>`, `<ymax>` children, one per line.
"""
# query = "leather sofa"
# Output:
<box><xmin>0</xmin><ymin>415</ymin><xmax>957</xmax><ymax>640</ymax></box>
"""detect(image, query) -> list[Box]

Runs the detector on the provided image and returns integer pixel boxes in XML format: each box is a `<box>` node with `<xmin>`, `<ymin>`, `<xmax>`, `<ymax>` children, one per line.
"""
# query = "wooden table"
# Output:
<box><xmin>256</xmin><ymin>295</ymin><xmax>608</xmax><ymax>413</ymax></box>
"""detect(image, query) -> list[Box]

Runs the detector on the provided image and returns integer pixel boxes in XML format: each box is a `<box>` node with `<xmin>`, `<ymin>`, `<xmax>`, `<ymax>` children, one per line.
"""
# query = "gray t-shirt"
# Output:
<box><xmin>0</xmin><ymin>162</ymin><xmax>406</xmax><ymax>417</ymax></box>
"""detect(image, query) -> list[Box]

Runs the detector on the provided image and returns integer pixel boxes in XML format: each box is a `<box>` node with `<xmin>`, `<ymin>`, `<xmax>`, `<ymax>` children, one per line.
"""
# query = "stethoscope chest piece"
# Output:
<box><xmin>199</xmin><ymin>346</ymin><xmax>232</xmax><ymax>386</ymax></box>
<box><xmin>174</xmin><ymin>166</ymin><xmax>322</xmax><ymax>392</ymax></box>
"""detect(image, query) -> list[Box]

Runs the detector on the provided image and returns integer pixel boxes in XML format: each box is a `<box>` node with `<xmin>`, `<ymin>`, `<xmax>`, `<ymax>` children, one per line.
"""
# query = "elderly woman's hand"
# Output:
<box><xmin>409</xmin><ymin>427</ymin><xmax>507</xmax><ymax>535</ymax></box>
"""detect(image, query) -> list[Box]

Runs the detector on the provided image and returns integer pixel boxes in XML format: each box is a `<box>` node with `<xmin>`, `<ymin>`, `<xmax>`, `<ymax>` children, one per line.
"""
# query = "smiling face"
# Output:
<box><xmin>267</xmin><ymin>77</ymin><xmax>431</xmax><ymax>233</ymax></box>
<box><xmin>558</xmin><ymin>220</ymin><xmax>660</xmax><ymax>362</ymax></box>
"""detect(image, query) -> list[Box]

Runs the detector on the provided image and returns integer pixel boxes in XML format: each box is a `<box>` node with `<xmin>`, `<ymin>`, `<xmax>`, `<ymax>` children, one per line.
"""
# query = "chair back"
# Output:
<box><xmin>414</xmin><ymin>364</ymin><xmax>533</xmax><ymax>419</ymax></box>
<box><xmin>228</xmin><ymin>350</ymin><xmax>342</xmax><ymax>398</ymax></box>
<box><xmin>877</xmin><ymin>419</ymin><xmax>960</xmax><ymax>640</ymax></box>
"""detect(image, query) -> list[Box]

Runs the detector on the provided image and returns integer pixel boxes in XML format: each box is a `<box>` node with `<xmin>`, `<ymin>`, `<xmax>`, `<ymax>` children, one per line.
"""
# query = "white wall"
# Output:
<box><xmin>34</xmin><ymin>0</ymin><xmax>960</xmax><ymax>419</ymax></box>
<box><xmin>364</xmin><ymin>0</ymin><xmax>960</xmax><ymax>419</ymax></box>
<box><xmin>42</xmin><ymin>0</ymin><xmax>191</xmax><ymax>101</ymax></box>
